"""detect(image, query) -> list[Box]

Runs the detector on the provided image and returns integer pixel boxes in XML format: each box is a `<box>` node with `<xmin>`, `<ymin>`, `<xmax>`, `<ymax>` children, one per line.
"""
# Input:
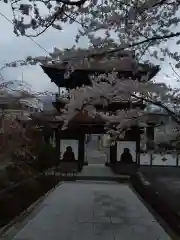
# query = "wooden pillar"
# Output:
<box><xmin>55</xmin><ymin>128</ymin><xmax>60</xmax><ymax>160</ymax></box>
<box><xmin>146</xmin><ymin>123</ymin><xmax>155</xmax><ymax>150</ymax></box>
<box><xmin>43</xmin><ymin>126</ymin><xmax>51</xmax><ymax>144</ymax></box>
<box><xmin>78</xmin><ymin>134</ymin><xmax>85</xmax><ymax>166</ymax></box>
<box><xmin>150</xmin><ymin>153</ymin><xmax>153</xmax><ymax>166</ymax></box>
<box><xmin>136</xmin><ymin>139</ymin><xmax>140</xmax><ymax>165</ymax></box>
<box><xmin>110</xmin><ymin>144</ymin><xmax>117</xmax><ymax>165</ymax></box>
<box><xmin>176</xmin><ymin>153</ymin><xmax>179</xmax><ymax>167</ymax></box>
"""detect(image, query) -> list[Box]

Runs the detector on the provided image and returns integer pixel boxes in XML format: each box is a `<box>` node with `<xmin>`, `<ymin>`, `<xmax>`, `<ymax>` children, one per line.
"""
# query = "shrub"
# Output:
<box><xmin>0</xmin><ymin>192</ymin><xmax>23</xmax><ymax>227</ymax></box>
<box><xmin>9</xmin><ymin>179</ymin><xmax>43</xmax><ymax>209</ymax></box>
<box><xmin>37</xmin><ymin>175</ymin><xmax>59</xmax><ymax>192</ymax></box>
<box><xmin>34</xmin><ymin>144</ymin><xmax>59</xmax><ymax>171</ymax></box>
<box><xmin>0</xmin><ymin>169</ymin><xmax>11</xmax><ymax>190</ymax></box>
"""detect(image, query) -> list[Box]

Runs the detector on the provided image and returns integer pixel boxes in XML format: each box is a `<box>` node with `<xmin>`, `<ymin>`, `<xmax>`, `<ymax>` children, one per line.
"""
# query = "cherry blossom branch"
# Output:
<box><xmin>131</xmin><ymin>94</ymin><xmax>180</xmax><ymax>125</ymax></box>
<box><xmin>89</xmin><ymin>32</ymin><xmax>180</xmax><ymax>59</ymax></box>
<box><xmin>169</xmin><ymin>63</ymin><xmax>180</xmax><ymax>80</ymax></box>
<box><xmin>56</xmin><ymin>0</ymin><xmax>87</xmax><ymax>6</ymax></box>
<box><xmin>26</xmin><ymin>5</ymin><xmax>66</xmax><ymax>37</ymax></box>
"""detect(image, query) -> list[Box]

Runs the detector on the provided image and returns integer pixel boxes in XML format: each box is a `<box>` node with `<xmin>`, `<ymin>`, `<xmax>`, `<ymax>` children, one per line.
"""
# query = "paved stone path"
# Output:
<box><xmin>85</xmin><ymin>138</ymin><xmax>109</xmax><ymax>164</ymax></box>
<box><xmin>2</xmin><ymin>182</ymin><xmax>172</xmax><ymax>240</ymax></box>
<box><xmin>77</xmin><ymin>164</ymin><xmax>129</xmax><ymax>180</ymax></box>
<box><xmin>86</xmin><ymin>150</ymin><xmax>107</xmax><ymax>164</ymax></box>
<box><xmin>78</xmin><ymin>164</ymin><xmax>115</xmax><ymax>177</ymax></box>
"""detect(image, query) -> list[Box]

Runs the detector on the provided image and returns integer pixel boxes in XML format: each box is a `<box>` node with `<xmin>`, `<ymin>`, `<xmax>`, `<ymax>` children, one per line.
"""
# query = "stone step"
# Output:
<box><xmin>46</xmin><ymin>164</ymin><xmax>130</xmax><ymax>182</ymax></box>
<box><xmin>45</xmin><ymin>173</ymin><xmax>130</xmax><ymax>182</ymax></box>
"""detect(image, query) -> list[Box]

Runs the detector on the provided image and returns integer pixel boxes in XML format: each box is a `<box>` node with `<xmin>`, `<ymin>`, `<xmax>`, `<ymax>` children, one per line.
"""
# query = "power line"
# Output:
<box><xmin>0</xmin><ymin>11</ymin><xmax>49</xmax><ymax>54</ymax></box>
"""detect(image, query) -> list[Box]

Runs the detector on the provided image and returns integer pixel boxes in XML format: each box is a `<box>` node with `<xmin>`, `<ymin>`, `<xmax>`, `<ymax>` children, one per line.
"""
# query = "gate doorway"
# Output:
<box><xmin>85</xmin><ymin>134</ymin><xmax>110</xmax><ymax>165</ymax></box>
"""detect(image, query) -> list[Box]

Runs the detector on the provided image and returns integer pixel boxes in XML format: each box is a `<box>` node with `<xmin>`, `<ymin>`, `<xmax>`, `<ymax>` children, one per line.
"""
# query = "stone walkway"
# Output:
<box><xmin>77</xmin><ymin>164</ymin><xmax>129</xmax><ymax>181</ymax></box>
<box><xmin>78</xmin><ymin>164</ymin><xmax>114</xmax><ymax>177</ymax></box>
<box><xmin>2</xmin><ymin>182</ymin><xmax>172</xmax><ymax>239</ymax></box>
<box><xmin>85</xmin><ymin>138</ymin><xmax>109</xmax><ymax>164</ymax></box>
<box><xmin>86</xmin><ymin>150</ymin><xmax>107</xmax><ymax>164</ymax></box>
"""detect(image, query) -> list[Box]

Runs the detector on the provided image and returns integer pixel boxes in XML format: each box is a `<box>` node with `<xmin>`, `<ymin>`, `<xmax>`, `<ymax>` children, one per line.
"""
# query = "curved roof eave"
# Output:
<box><xmin>41</xmin><ymin>63</ymin><xmax>160</xmax><ymax>88</ymax></box>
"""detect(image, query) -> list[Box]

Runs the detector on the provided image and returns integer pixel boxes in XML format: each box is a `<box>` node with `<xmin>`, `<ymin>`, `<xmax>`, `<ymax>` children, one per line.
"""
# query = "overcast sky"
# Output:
<box><xmin>0</xmin><ymin>3</ymin><xmax>88</xmax><ymax>93</ymax></box>
<box><xmin>0</xmin><ymin>3</ymin><xmax>179</xmax><ymax>94</ymax></box>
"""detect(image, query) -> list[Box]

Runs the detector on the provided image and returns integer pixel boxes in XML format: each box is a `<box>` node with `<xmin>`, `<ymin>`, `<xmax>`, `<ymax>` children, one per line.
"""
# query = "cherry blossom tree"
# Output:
<box><xmin>2</xmin><ymin>0</ymin><xmax>180</xmax><ymax>146</ymax></box>
<box><xmin>0</xmin><ymin>79</ymin><xmax>41</xmax><ymax>163</ymax></box>
<box><xmin>56</xmin><ymin>67</ymin><xmax>180</xmax><ymax>144</ymax></box>
<box><xmin>4</xmin><ymin>56</ymin><xmax>180</xmax><ymax>145</ymax></box>
<box><xmin>1</xmin><ymin>0</ymin><xmax>180</xmax><ymax>68</ymax></box>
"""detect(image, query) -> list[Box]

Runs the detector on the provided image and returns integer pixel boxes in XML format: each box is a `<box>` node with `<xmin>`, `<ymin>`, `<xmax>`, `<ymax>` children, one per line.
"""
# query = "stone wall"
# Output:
<box><xmin>140</xmin><ymin>153</ymin><xmax>180</xmax><ymax>166</ymax></box>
